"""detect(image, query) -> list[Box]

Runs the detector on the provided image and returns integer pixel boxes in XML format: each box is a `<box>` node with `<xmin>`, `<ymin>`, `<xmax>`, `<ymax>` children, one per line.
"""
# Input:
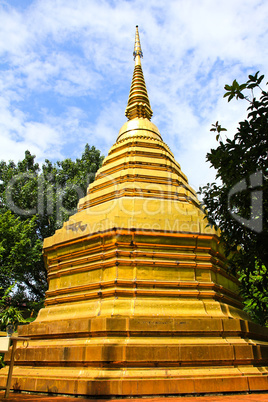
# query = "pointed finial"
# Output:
<box><xmin>133</xmin><ymin>25</ymin><xmax>143</xmax><ymax>65</ymax></box>
<box><xmin>125</xmin><ymin>26</ymin><xmax>153</xmax><ymax>121</ymax></box>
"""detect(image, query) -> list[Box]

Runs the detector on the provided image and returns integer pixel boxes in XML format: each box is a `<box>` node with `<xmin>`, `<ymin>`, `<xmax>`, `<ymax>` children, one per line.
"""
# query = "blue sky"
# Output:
<box><xmin>0</xmin><ymin>0</ymin><xmax>268</xmax><ymax>190</ymax></box>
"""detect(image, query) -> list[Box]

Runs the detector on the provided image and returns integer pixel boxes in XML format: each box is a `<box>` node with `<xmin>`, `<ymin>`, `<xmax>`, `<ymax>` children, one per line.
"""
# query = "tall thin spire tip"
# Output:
<box><xmin>133</xmin><ymin>25</ymin><xmax>143</xmax><ymax>61</ymax></box>
<box><xmin>125</xmin><ymin>26</ymin><xmax>153</xmax><ymax>121</ymax></box>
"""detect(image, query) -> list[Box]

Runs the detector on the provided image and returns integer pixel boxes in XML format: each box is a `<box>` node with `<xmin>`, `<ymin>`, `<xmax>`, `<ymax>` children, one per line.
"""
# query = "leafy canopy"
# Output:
<box><xmin>200</xmin><ymin>72</ymin><xmax>268</xmax><ymax>325</ymax></box>
<box><xmin>0</xmin><ymin>144</ymin><xmax>103</xmax><ymax>318</ymax></box>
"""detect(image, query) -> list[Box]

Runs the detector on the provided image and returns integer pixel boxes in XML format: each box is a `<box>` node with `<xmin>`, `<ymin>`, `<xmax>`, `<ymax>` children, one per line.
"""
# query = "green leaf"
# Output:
<box><xmin>233</xmin><ymin>79</ymin><xmax>239</xmax><ymax>89</ymax></box>
<box><xmin>237</xmin><ymin>92</ymin><xmax>245</xmax><ymax>99</ymax></box>
<box><xmin>257</xmin><ymin>74</ymin><xmax>264</xmax><ymax>84</ymax></box>
<box><xmin>239</xmin><ymin>84</ymin><xmax>247</xmax><ymax>91</ymax></box>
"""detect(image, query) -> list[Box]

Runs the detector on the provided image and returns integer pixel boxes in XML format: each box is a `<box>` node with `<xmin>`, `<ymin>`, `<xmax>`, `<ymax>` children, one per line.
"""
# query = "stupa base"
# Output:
<box><xmin>1</xmin><ymin>365</ymin><xmax>268</xmax><ymax>396</ymax></box>
<box><xmin>1</xmin><ymin>316</ymin><xmax>268</xmax><ymax>396</ymax></box>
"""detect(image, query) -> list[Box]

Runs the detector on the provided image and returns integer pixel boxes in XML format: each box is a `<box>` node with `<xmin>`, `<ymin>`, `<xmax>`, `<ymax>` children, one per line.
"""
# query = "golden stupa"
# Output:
<box><xmin>1</xmin><ymin>26</ymin><xmax>268</xmax><ymax>396</ymax></box>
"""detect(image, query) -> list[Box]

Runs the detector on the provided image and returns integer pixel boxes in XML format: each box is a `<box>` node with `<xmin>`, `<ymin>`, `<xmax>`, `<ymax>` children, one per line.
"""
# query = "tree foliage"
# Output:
<box><xmin>200</xmin><ymin>72</ymin><xmax>268</xmax><ymax>325</ymax></box>
<box><xmin>0</xmin><ymin>284</ymin><xmax>28</xmax><ymax>331</ymax></box>
<box><xmin>0</xmin><ymin>144</ymin><xmax>103</xmax><ymax>319</ymax></box>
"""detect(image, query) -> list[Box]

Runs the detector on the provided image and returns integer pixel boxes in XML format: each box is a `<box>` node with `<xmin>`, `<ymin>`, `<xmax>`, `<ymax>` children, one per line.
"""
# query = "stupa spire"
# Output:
<box><xmin>133</xmin><ymin>25</ymin><xmax>143</xmax><ymax>65</ymax></box>
<box><xmin>125</xmin><ymin>26</ymin><xmax>153</xmax><ymax>120</ymax></box>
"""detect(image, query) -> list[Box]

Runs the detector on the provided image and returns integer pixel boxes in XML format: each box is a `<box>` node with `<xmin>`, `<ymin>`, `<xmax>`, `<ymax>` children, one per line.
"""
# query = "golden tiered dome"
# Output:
<box><xmin>77</xmin><ymin>26</ymin><xmax>200</xmax><ymax>216</ymax></box>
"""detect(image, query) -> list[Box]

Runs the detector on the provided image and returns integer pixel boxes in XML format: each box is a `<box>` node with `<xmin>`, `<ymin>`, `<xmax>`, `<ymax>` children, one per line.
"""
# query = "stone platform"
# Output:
<box><xmin>1</xmin><ymin>391</ymin><xmax>268</xmax><ymax>402</ymax></box>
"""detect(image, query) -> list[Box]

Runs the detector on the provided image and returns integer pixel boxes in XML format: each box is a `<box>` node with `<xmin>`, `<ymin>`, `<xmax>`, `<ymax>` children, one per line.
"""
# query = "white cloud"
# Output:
<box><xmin>0</xmin><ymin>96</ymin><xmax>62</xmax><ymax>163</ymax></box>
<box><xmin>0</xmin><ymin>0</ymin><xmax>267</xmax><ymax>188</ymax></box>
<box><xmin>0</xmin><ymin>6</ymin><xmax>30</xmax><ymax>58</ymax></box>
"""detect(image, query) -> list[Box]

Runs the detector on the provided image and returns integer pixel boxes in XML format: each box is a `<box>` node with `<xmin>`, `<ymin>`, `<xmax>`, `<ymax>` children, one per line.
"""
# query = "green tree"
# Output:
<box><xmin>200</xmin><ymin>72</ymin><xmax>268</xmax><ymax>326</ymax></box>
<box><xmin>0</xmin><ymin>284</ymin><xmax>27</xmax><ymax>331</ymax></box>
<box><xmin>0</xmin><ymin>144</ymin><xmax>103</xmax><ymax>317</ymax></box>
